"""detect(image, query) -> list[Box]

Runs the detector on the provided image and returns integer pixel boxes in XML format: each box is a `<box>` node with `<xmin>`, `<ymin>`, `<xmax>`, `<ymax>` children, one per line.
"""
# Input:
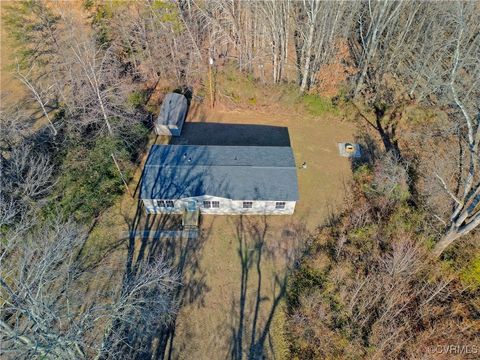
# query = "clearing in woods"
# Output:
<box><xmin>169</xmin><ymin>105</ymin><xmax>356</xmax><ymax>359</ymax></box>
<box><xmin>86</xmin><ymin>93</ymin><xmax>357</xmax><ymax>359</ymax></box>
<box><xmin>2</xmin><ymin>6</ymin><xmax>357</xmax><ymax>353</ymax></box>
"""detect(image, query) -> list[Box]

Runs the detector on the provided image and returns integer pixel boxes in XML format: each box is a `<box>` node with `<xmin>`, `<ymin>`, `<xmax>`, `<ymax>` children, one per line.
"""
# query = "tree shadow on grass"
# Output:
<box><xmin>227</xmin><ymin>216</ymin><xmax>299</xmax><ymax>360</ymax></box>
<box><xmin>151</xmin><ymin>216</ymin><xmax>215</xmax><ymax>360</ymax></box>
<box><xmin>109</xmin><ymin>201</ymin><xmax>212</xmax><ymax>359</ymax></box>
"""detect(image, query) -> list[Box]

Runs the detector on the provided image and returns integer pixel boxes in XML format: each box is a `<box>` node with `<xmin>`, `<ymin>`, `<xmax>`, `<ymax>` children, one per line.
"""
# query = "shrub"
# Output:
<box><xmin>117</xmin><ymin>122</ymin><xmax>150</xmax><ymax>161</ymax></box>
<box><xmin>127</xmin><ymin>90</ymin><xmax>148</xmax><ymax>109</ymax></box>
<box><xmin>460</xmin><ymin>255</ymin><xmax>480</xmax><ymax>290</ymax></box>
<box><xmin>372</xmin><ymin>152</ymin><xmax>410</xmax><ymax>202</ymax></box>
<box><xmin>287</xmin><ymin>262</ymin><xmax>325</xmax><ymax>310</ymax></box>
<box><xmin>301</xmin><ymin>94</ymin><xmax>338</xmax><ymax>116</ymax></box>
<box><xmin>49</xmin><ymin>136</ymin><xmax>132</xmax><ymax>223</ymax></box>
<box><xmin>286</xmin><ymin>171</ymin><xmax>479</xmax><ymax>359</ymax></box>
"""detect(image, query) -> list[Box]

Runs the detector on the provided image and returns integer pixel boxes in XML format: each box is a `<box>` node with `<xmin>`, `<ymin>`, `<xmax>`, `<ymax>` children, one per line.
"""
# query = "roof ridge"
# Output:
<box><xmin>151</xmin><ymin>144</ymin><xmax>292</xmax><ymax>147</ymax></box>
<box><xmin>144</xmin><ymin>164</ymin><xmax>296</xmax><ymax>168</ymax></box>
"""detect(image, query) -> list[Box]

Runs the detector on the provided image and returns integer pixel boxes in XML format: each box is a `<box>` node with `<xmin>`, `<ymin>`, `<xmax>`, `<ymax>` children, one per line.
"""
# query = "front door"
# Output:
<box><xmin>186</xmin><ymin>200</ymin><xmax>198</xmax><ymax>211</ymax></box>
<box><xmin>183</xmin><ymin>200</ymin><xmax>199</xmax><ymax>227</ymax></box>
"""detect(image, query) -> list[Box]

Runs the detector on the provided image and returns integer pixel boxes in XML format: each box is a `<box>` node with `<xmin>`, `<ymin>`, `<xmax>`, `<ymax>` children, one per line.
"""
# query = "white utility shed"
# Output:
<box><xmin>155</xmin><ymin>93</ymin><xmax>188</xmax><ymax>136</ymax></box>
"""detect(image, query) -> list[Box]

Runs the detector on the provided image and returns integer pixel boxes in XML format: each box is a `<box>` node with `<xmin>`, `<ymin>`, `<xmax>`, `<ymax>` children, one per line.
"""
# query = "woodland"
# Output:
<box><xmin>0</xmin><ymin>1</ymin><xmax>479</xmax><ymax>359</ymax></box>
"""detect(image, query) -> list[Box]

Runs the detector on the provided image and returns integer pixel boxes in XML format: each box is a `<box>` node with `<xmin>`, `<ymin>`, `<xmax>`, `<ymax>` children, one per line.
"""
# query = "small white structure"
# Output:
<box><xmin>140</xmin><ymin>145</ymin><xmax>299</xmax><ymax>215</ymax></box>
<box><xmin>338</xmin><ymin>142</ymin><xmax>362</xmax><ymax>158</ymax></box>
<box><xmin>155</xmin><ymin>93</ymin><xmax>188</xmax><ymax>136</ymax></box>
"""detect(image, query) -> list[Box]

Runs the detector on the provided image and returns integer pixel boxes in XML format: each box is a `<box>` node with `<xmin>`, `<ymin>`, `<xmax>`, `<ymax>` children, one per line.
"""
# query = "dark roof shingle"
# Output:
<box><xmin>156</xmin><ymin>93</ymin><xmax>188</xmax><ymax>128</ymax></box>
<box><xmin>140</xmin><ymin>145</ymin><xmax>299</xmax><ymax>201</ymax></box>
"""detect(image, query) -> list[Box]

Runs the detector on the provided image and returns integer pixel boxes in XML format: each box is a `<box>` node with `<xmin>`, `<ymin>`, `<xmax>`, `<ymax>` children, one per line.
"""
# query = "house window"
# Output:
<box><xmin>275</xmin><ymin>201</ymin><xmax>286</xmax><ymax>209</ymax></box>
<box><xmin>275</xmin><ymin>201</ymin><xmax>285</xmax><ymax>209</ymax></box>
<box><xmin>155</xmin><ymin>200</ymin><xmax>165</xmax><ymax>207</ymax></box>
<box><xmin>212</xmin><ymin>201</ymin><xmax>220</xmax><ymax>208</ymax></box>
<box><xmin>165</xmin><ymin>200</ymin><xmax>174</xmax><ymax>208</ymax></box>
<box><xmin>203</xmin><ymin>201</ymin><xmax>211</xmax><ymax>208</ymax></box>
<box><xmin>243</xmin><ymin>201</ymin><xmax>253</xmax><ymax>209</ymax></box>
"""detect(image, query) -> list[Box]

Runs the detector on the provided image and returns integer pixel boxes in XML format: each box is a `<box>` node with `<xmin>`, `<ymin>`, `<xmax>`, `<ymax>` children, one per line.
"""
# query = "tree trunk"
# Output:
<box><xmin>433</xmin><ymin>228</ymin><xmax>462</xmax><ymax>257</ymax></box>
<box><xmin>300</xmin><ymin>19</ymin><xmax>315</xmax><ymax>93</ymax></box>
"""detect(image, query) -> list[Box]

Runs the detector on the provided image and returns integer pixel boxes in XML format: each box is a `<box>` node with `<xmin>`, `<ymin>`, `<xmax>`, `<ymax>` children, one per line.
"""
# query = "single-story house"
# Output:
<box><xmin>155</xmin><ymin>93</ymin><xmax>188</xmax><ymax>136</ymax></box>
<box><xmin>140</xmin><ymin>144</ymin><xmax>299</xmax><ymax>215</ymax></box>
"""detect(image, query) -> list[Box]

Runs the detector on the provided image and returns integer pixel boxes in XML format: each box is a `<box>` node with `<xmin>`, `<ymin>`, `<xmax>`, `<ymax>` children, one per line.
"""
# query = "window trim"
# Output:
<box><xmin>242</xmin><ymin>201</ymin><xmax>253</xmax><ymax>209</ymax></box>
<box><xmin>275</xmin><ymin>201</ymin><xmax>286</xmax><ymax>209</ymax></box>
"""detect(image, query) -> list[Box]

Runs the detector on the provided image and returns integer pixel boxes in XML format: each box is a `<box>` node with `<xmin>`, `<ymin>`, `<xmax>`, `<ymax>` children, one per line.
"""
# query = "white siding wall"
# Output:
<box><xmin>143</xmin><ymin>199</ymin><xmax>184</xmax><ymax>214</ymax></box>
<box><xmin>143</xmin><ymin>196</ymin><xmax>295</xmax><ymax>215</ymax></box>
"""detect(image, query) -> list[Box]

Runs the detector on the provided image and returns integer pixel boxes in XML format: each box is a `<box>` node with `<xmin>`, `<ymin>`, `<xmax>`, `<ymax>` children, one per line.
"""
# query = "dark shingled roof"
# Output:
<box><xmin>157</xmin><ymin>93</ymin><xmax>188</xmax><ymax>127</ymax></box>
<box><xmin>140</xmin><ymin>145</ymin><xmax>299</xmax><ymax>201</ymax></box>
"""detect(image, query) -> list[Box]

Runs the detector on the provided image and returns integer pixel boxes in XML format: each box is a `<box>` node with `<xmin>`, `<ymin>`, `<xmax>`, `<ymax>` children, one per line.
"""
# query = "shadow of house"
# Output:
<box><xmin>170</xmin><ymin>123</ymin><xmax>291</xmax><ymax>147</ymax></box>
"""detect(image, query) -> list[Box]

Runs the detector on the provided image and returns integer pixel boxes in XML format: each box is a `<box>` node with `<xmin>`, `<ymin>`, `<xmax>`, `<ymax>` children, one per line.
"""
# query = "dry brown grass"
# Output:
<box><xmin>0</xmin><ymin>1</ymin><xmax>25</xmax><ymax>104</ymax></box>
<box><xmin>74</xmin><ymin>82</ymin><xmax>359</xmax><ymax>358</ymax></box>
<box><xmin>158</xmin><ymin>98</ymin><xmax>356</xmax><ymax>358</ymax></box>
<box><xmin>1</xmin><ymin>33</ymin><xmax>358</xmax><ymax>347</ymax></box>
<box><xmin>0</xmin><ymin>4</ymin><xmax>379</xmax><ymax>357</ymax></box>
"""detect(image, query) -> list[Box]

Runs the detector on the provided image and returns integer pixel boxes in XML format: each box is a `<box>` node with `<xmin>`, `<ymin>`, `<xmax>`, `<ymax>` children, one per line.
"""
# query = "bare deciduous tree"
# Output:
<box><xmin>372</xmin><ymin>151</ymin><xmax>409</xmax><ymax>202</ymax></box>
<box><xmin>15</xmin><ymin>66</ymin><xmax>57</xmax><ymax>135</ymax></box>
<box><xmin>351</xmin><ymin>0</ymin><xmax>403</xmax><ymax>97</ymax></box>
<box><xmin>349</xmin><ymin>1</ymin><xmax>479</xmax><ymax>254</ymax></box>
<box><xmin>0</xmin><ymin>219</ymin><xmax>89</xmax><ymax>359</ymax></box>
<box><xmin>402</xmin><ymin>2</ymin><xmax>480</xmax><ymax>255</ymax></box>
<box><xmin>57</xmin><ymin>32</ymin><xmax>136</xmax><ymax>136</ymax></box>
<box><xmin>259</xmin><ymin>0</ymin><xmax>291</xmax><ymax>83</ymax></box>
<box><xmin>294</xmin><ymin>0</ymin><xmax>357</xmax><ymax>93</ymax></box>
<box><xmin>432</xmin><ymin>30</ymin><xmax>480</xmax><ymax>255</ymax></box>
<box><xmin>3</xmin><ymin>143</ymin><xmax>55</xmax><ymax>201</ymax></box>
<box><xmin>0</xmin><ymin>141</ymin><xmax>55</xmax><ymax>233</ymax></box>
<box><xmin>0</xmin><ymin>218</ymin><xmax>178</xmax><ymax>360</ymax></box>
<box><xmin>0</xmin><ymin>102</ymin><xmax>30</xmax><ymax>153</ymax></box>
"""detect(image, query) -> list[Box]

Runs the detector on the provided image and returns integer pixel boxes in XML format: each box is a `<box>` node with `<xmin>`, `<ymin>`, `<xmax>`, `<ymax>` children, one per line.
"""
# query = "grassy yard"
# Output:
<box><xmin>2</xmin><ymin>27</ymin><xmax>358</xmax><ymax>349</ymax></box>
<box><xmin>80</xmin><ymin>84</ymin><xmax>358</xmax><ymax>358</ymax></box>
<box><xmin>0</xmin><ymin>1</ymin><xmax>25</xmax><ymax>104</ymax></box>
<box><xmin>167</xmin><ymin>102</ymin><xmax>357</xmax><ymax>358</ymax></box>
